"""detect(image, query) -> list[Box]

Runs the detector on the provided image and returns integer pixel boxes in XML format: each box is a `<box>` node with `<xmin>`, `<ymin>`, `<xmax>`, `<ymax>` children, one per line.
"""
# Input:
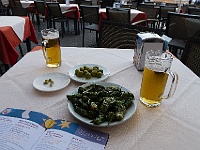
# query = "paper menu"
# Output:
<box><xmin>0</xmin><ymin>108</ymin><xmax>109</xmax><ymax>150</ymax></box>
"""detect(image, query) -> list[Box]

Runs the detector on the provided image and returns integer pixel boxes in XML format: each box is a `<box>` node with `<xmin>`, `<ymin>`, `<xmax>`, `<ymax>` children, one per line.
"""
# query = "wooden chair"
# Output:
<box><xmin>165</xmin><ymin>12</ymin><xmax>200</xmax><ymax>57</ymax></box>
<box><xmin>80</xmin><ymin>5</ymin><xmax>99</xmax><ymax>47</ymax></box>
<box><xmin>106</xmin><ymin>7</ymin><xmax>130</xmax><ymax>24</ymax></box>
<box><xmin>180</xmin><ymin>37</ymin><xmax>200</xmax><ymax>77</ymax></box>
<box><xmin>98</xmin><ymin>20</ymin><xmax>163</xmax><ymax>49</ymax></box>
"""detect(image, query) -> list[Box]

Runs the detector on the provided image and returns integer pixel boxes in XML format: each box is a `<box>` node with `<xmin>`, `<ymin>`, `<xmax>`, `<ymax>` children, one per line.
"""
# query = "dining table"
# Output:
<box><xmin>0</xmin><ymin>16</ymin><xmax>38</xmax><ymax>67</ymax></box>
<box><xmin>99</xmin><ymin>8</ymin><xmax>147</xmax><ymax>23</ymax></box>
<box><xmin>0</xmin><ymin>47</ymin><xmax>200</xmax><ymax>149</ymax></box>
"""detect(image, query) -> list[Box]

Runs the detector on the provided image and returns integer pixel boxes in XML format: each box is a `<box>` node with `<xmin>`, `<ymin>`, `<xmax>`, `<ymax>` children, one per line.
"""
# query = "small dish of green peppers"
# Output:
<box><xmin>68</xmin><ymin>64</ymin><xmax>110</xmax><ymax>83</ymax></box>
<box><xmin>67</xmin><ymin>82</ymin><xmax>137</xmax><ymax>127</ymax></box>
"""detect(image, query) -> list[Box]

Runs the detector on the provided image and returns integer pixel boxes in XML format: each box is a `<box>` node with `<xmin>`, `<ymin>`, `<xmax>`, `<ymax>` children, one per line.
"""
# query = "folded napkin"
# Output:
<box><xmin>0</xmin><ymin>16</ymin><xmax>25</xmax><ymax>42</ymax></box>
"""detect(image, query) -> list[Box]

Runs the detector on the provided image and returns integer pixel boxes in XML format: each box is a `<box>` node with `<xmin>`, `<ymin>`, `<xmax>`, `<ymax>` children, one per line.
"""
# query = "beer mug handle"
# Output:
<box><xmin>162</xmin><ymin>71</ymin><xmax>178</xmax><ymax>99</ymax></box>
<box><xmin>42</xmin><ymin>40</ymin><xmax>50</xmax><ymax>61</ymax></box>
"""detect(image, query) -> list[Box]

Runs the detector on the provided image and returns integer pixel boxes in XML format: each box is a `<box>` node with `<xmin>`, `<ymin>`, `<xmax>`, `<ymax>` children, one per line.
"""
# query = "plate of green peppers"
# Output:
<box><xmin>67</xmin><ymin>82</ymin><xmax>137</xmax><ymax>127</ymax></box>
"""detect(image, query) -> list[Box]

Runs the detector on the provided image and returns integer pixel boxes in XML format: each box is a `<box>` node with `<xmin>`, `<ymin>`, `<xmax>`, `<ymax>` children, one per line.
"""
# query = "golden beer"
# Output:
<box><xmin>139</xmin><ymin>50</ymin><xmax>178</xmax><ymax>107</ymax></box>
<box><xmin>41</xmin><ymin>29</ymin><xmax>61</xmax><ymax>68</ymax></box>
<box><xmin>140</xmin><ymin>67</ymin><xmax>169</xmax><ymax>106</ymax></box>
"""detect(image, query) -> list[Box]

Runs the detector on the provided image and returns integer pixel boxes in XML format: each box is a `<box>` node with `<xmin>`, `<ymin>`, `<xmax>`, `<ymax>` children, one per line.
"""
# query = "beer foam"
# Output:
<box><xmin>42</xmin><ymin>32</ymin><xmax>59</xmax><ymax>39</ymax></box>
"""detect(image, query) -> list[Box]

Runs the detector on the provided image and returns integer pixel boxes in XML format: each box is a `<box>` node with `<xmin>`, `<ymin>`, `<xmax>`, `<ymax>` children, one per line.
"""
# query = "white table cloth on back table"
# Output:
<box><xmin>0</xmin><ymin>47</ymin><xmax>200</xmax><ymax>150</ymax></box>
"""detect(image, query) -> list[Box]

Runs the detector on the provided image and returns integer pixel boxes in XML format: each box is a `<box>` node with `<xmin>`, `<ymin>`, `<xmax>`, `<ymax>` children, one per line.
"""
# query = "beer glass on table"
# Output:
<box><xmin>140</xmin><ymin>50</ymin><xmax>178</xmax><ymax>107</ymax></box>
<box><xmin>41</xmin><ymin>29</ymin><xmax>61</xmax><ymax>68</ymax></box>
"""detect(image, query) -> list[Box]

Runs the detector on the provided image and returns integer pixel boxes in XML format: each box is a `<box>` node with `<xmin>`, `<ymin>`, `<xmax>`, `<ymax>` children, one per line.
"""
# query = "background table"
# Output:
<box><xmin>0</xmin><ymin>16</ymin><xmax>38</xmax><ymax>66</ymax></box>
<box><xmin>0</xmin><ymin>47</ymin><xmax>200</xmax><ymax>150</ymax></box>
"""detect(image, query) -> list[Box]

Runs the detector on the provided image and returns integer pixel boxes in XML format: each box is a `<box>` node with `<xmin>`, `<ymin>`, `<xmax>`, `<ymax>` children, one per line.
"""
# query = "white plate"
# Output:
<box><xmin>33</xmin><ymin>72</ymin><xmax>70</xmax><ymax>92</ymax></box>
<box><xmin>68</xmin><ymin>64</ymin><xmax>110</xmax><ymax>83</ymax></box>
<box><xmin>67</xmin><ymin>82</ymin><xmax>137</xmax><ymax>127</ymax></box>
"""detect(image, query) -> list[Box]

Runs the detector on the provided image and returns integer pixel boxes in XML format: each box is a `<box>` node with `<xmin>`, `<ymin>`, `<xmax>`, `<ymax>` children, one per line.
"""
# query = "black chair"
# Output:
<box><xmin>144</xmin><ymin>2</ymin><xmax>155</xmax><ymax>5</ymax></box>
<box><xmin>106</xmin><ymin>7</ymin><xmax>130</xmax><ymax>24</ymax></box>
<box><xmin>57</xmin><ymin>0</ymin><xmax>66</xmax><ymax>4</ymax></box>
<box><xmin>180</xmin><ymin>37</ymin><xmax>200</xmax><ymax>77</ymax></box>
<box><xmin>14</xmin><ymin>0</ymin><xmax>22</xmax><ymax>7</ymax></box>
<box><xmin>188</xmin><ymin>7</ymin><xmax>200</xmax><ymax>15</ymax></box>
<box><xmin>34</xmin><ymin>1</ymin><xmax>48</xmax><ymax>31</ymax></box>
<box><xmin>127</xmin><ymin>1</ymin><xmax>138</xmax><ymax>9</ymax></box>
<box><xmin>12</xmin><ymin>6</ymin><xmax>28</xmax><ymax>16</ymax></box>
<box><xmin>165</xmin><ymin>12</ymin><xmax>200</xmax><ymax>57</ymax></box>
<box><xmin>80</xmin><ymin>5</ymin><xmax>99</xmax><ymax>47</ymax></box>
<box><xmin>0</xmin><ymin>0</ymin><xmax>9</xmax><ymax>15</ymax></box>
<box><xmin>73</xmin><ymin>0</ymin><xmax>92</xmax><ymax>5</ymax></box>
<box><xmin>165</xmin><ymin>3</ymin><xmax>178</xmax><ymax>7</ymax></box>
<box><xmin>181</xmin><ymin>4</ymin><xmax>196</xmax><ymax>13</ymax></box>
<box><xmin>98</xmin><ymin>20</ymin><xmax>163</xmax><ymax>49</ymax></box>
<box><xmin>46</xmin><ymin>2</ymin><xmax>76</xmax><ymax>37</ymax></box>
<box><xmin>100</xmin><ymin>0</ymin><xmax>114</xmax><ymax>8</ymax></box>
<box><xmin>136</xmin><ymin>4</ymin><xmax>159</xmax><ymax>28</ymax></box>
<box><xmin>74</xmin><ymin>0</ymin><xmax>92</xmax><ymax>30</ymax></box>
<box><xmin>158</xmin><ymin>6</ymin><xmax>177</xmax><ymax>30</ymax></box>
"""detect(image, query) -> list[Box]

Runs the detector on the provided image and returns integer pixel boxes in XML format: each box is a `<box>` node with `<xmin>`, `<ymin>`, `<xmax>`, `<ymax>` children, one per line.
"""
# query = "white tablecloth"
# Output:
<box><xmin>0</xmin><ymin>16</ymin><xmax>25</xmax><ymax>41</ymax></box>
<box><xmin>0</xmin><ymin>47</ymin><xmax>200</xmax><ymax>150</ymax></box>
<box><xmin>20</xmin><ymin>0</ymin><xmax>34</xmax><ymax>8</ymax></box>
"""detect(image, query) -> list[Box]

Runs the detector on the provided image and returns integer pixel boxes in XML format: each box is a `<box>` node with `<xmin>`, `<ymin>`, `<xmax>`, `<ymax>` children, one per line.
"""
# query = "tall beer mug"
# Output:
<box><xmin>140</xmin><ymin>50</ymin><xmax>178</xmax><ymax>107</ymax></box>
<box><xmin>41</xmin><ymin>29</ymin><xmax>61</xmax><ymax>68</ymax></box>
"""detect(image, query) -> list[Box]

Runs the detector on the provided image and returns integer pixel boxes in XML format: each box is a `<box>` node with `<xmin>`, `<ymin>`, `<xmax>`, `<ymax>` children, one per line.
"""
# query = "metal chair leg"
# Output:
<box><xmin>18</xmin><ymin>44</ymin><xmax>24</xmax><ymax>57</ymax></box>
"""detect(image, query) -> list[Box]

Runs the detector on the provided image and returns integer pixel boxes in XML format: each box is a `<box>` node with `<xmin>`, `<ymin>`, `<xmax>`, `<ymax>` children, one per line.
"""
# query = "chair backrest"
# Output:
<box><xmin>34</xmin><ymin>1</ymin><xmax>45</xmax><ymax>15</ymax></box>
<box><xmin>138</xmin><ymin>4</ymin><xmax>159</xmax><ymax>19</ymax></box>
<box><xmin>57</xmin><ymin>0</ymin><xmax>66</xmax><ymax>4</ymax></box>
<box><xmin>73</xmin><ymin>0</ymin><xmax>92</xmax><ymax>6</ymax></box>
<box><xmin>159</xmin><ymin>6</ymin><xmax>176</xmax><ymax>19</ymax></box>
<box><xmin>165</xmin><ymin>12</ymin><xmax>200</xmax><ymax>41</ymax></box>
<box><xmin>181</xmin><ymin>4</ymin><xmax>196</xmax><ymax>13</ymax></box>
<box><xmin>165</xmin><ymin>3</ymin><xmax>178</xmax><ymax>7</ymax></box>
<box><xmin>0</xmin><ymin>0</ymin><xmax>4</xmax><ymax>15</ymax></box>
<box><xmin>46</xmin><ymin>2</ymin><xmax>62</xmax><ymax>17</ymax></box>
<box><xmin>127</xmin><ymin>1</ymin><xmax>138</xmax><ymax>9</ymax></box>
<box><xmin>106</xmin><ymin>7</ymin><xmax>130</xmax><ymax>23</ymax></box>
<box><xmin>180</xmin><ymin>37</ymin><xmax>200</xmax><ymax>77</ymax></box>
<box><xmin>12</xmin><ymin>7</ymin><xmax>28</xmax><ymax>16</ymax></box>
<box><xmin>44</xmin><ymin>0</ymin><xmax>52</xmax><ymax>3</ymax></box>
<box><xmin>188</xmin><ymin>7</ymin><xmax>200</xmax><ymax>16</ymax></box>
<box><xmin>137</xmin><ymin>3</ymin><xmax>158</xmax><ymax>20</ymax></box>
<box><xmin>137</xmin><ymin>3</ymin><xmax>154</xmax><ymax>9</ymax></box>
<box><xmin>100</xmin><ymin>0</ymin><xmax>114</xmax><ymax>8</ymax></box>
<box><xmin>9</xmin><ymin>0</ymin><xmax>16</xmax><ymax>9</ymax></box>
<box><xmin>79</xmin><ymin>0</ymin><xmax>92</xmax><ymax>5</ymax></box>
<box><xmin>80</xmin><ymin>5</ymin><xmax>99</xmax><ymax>24</ymax></box>
<box><xmin>98</xmin><ymin>20</ymin><xmax>163</xmax><ymax>49</ymax></box>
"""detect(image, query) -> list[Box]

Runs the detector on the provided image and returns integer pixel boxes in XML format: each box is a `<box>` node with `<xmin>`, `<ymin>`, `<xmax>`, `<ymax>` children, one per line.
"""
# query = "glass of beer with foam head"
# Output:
<box><xmin>140</xmin><ymin>50</ymin><xmax>178</xmax><ymax>107</ymax></box>
<box><xmin>41</xmin><ymin>29</ymin><xmax>61</xmax><ymax>68</ymax></box>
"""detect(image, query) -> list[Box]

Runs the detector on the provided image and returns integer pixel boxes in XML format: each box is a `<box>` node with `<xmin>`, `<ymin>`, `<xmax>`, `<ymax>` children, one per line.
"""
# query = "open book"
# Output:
<box><xmin>0</xmin><ymin>108</ymin><xmax>109</xmax><ymax>150</ymax></box>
